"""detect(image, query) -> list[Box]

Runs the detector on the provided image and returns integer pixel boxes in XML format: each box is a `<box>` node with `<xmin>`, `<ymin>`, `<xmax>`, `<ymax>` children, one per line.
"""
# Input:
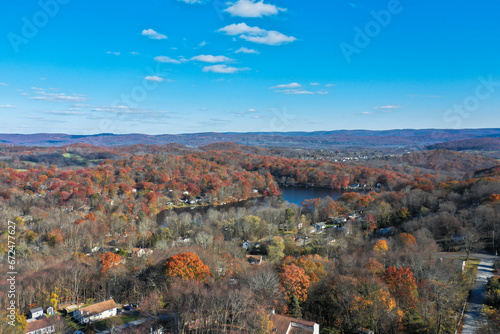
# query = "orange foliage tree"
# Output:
<box><xmin>279</xmin><ymin>263</ymin><xmax>311</xmax><ymax>304</ymax></box>
<box><xmin>384</xmin><ymin>266</ymin><xmax>418</xmax><ymax>310</ymax></box>
<box><xmin>101</xmin><ymin>252</ymin><xmax>122</xmax><ymax>273</ymax></box>
<box><xmin>164</xmin><ymin>252</ymin><xmax>212</xmax><ymax>281</ymax></box>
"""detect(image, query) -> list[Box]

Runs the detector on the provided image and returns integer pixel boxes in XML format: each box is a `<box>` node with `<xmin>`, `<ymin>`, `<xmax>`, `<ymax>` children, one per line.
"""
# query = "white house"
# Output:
<box><xmin>271</xmin><ymin>312</ymin><xmax>319</xmax><ymax>334</ymax></box>
<box><xmin>29</xmin><ymin>307</ymin><xmax>44</xmax><ymax>320</ymax></box>
<box><xmin>25</xmin><ymin>316</ymin><xmax>62</xmax><ymax>334</ymax></box>
<box><xmin>73</xmin><ymin>299</ymin><xmax>118</xmax><ymax>325</ymax></box>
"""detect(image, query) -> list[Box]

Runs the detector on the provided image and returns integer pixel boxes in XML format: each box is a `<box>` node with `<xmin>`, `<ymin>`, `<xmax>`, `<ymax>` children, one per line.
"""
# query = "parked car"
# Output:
<box><xmin>123</xmin><ymin>305</ymin><xmax>134</xmax><ymax>311</ymax></box>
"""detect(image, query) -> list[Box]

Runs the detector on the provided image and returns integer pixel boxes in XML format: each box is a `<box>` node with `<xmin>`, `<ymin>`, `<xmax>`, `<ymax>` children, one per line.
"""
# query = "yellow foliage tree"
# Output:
<box><xmin>374</xmin><ymin>240</ymin><xmax>389</xmax><ymax>255</ymax></box>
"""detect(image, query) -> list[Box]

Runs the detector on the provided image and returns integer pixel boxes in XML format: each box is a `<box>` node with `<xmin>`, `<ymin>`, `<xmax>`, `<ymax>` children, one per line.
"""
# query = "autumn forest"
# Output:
<box><xmin>0</xmin><ymin>142</ymin><xmax>499</xmax><ymax>334</ymax></box>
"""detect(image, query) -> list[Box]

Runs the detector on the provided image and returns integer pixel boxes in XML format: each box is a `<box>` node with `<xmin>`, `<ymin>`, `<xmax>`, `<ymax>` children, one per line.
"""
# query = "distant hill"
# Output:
<box><xmin>1</xmin><ymin>129</ymin><xmax>499</xmax><ymax>149</ymax></box>
<box><xmin>200</xmin><ymin>142</ymin><xmax>270</xmax><ymax>154</ymax></box>
<box><xmin>425</xmin><ymin>137</ymin><xmax>500</xmax><ymax>151</ymax></box>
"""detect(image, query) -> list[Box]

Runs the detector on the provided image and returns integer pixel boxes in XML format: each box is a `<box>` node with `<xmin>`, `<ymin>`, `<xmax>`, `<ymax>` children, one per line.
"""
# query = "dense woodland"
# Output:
<box><xmin>0</xmin><ymin>143</ymin><xmax>499</xmax><ymax>333</ymax></box>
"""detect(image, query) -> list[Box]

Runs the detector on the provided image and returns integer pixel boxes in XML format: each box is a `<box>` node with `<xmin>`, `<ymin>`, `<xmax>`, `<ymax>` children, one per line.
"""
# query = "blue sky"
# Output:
<box><xmin>1</xmin><ymin>0</ymin><xmax>499</xmax><ymax>134</ymax></box>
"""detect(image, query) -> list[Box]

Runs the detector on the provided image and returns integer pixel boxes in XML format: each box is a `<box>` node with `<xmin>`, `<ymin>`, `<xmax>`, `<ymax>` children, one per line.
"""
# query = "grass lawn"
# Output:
<box><xmin>92</xmin><ymin>315</ymin><xmax>141</xmax><ymax>331</ymax></box>
<box><xmin>453</xmin><ymin>256</ymin><xmax>481</xmax><ymax>270</ymax></box>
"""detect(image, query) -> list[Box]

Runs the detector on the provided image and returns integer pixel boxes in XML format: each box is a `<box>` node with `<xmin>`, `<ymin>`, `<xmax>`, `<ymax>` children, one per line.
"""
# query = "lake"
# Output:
<box><xmin>280</xmin><ymin>186</ymin><xmax>342</xmax><ymax>205</ymax></box>
<box><xmin>158</xmin><ymin>186</ymin><xmax>344</xmax><ymax>222</ymax></box>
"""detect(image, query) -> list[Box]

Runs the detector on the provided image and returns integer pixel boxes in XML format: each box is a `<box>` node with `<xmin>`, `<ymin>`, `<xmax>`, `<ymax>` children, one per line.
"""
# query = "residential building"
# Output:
<box><xmin>271</xmin><ymin>312</ymin><xmax>319</xmax><ymax>334</ymax></box>
<box><xmin>73</xmin><ymin>299</ymin><xmax>118</xmax><ymax>325</ymax></box>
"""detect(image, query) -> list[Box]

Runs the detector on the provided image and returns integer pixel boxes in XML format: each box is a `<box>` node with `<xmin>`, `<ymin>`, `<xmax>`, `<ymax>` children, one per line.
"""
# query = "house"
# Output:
<box><xmin>313</xmin><ymin>222</ymin><xmax>326</xmax><ymax>233</ymax></box>
<box><xmin>380</xmin><ymin>226</ymin><xmax>395</xmax><ymax>236</ymax></box>
<box><xmin>131</xmin><ymin>248</ymin><xmax>153</xmax><ymax>258</ymax></box>
<box><xmin>246</xmin><ymin>254</ymin><xmax>262</xmax><ymax>265</ymax></box>
<box><xmin>271</xmin><ymin>312</ymin><xmax>319</xmax><ymax>334</ymax></box>
<box><xmin>29</xmin><ymin>307</ymin><xmax>44</xmax><ymax>320</ymax></box>
<box><xmin>73</xmin><ymin>299</ymin><xmax>118</xmax><ymax>325</ymax></box>
<box><xmin>25</xmin><ymin>316</ymin><xmax>60</xmax><ymax>334</ymax></box>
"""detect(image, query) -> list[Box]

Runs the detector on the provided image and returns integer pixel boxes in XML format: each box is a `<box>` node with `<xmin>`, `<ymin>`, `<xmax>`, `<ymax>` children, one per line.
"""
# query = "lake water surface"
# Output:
<box><xmin>280</xmin><ymin>186</ymin><xmax>342</xmax><ymax>205</ymax></box>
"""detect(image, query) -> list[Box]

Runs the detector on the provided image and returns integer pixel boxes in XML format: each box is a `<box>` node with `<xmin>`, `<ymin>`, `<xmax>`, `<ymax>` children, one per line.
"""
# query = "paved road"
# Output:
<box><xmin>461</xmin><ymin>253</ymin><xmax>496</xmax><ymax>334</ymax></box>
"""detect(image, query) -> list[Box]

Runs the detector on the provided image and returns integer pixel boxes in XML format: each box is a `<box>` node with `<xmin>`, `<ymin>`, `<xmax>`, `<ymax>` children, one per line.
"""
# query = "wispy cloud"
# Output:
<box><xmin>0</xmin><ymin>105</ymin><xmax>16</xmax><ymax>108</ymax></box>
<box><xmin>372</xmin><ymin>105</ymin><xmax>402</xmax><ymax>110</ymax></box>
<box><xmin>362</xmin><ymin>111</ymin><xmax>373</xmax><ymax>115</ymax></box>
<box><xmin>145</xmin><ymin>76</ymin><xmax>165</xmax><ymax>82</ymax></box>
<box><xmin>270</xmin><ymin>82</ymin><xmax>301</xmax><ymax>89</ymax></box>
<box><xmin>141</xmin><ymin>28</ymin><xmax>167</xmax><ymax>40</ymax></box>
<box><xmin>42</xmin><ymin>110</ymin><xmax>87</xmax><ymax>115</ymax></box>
<box><xmin>30</xmin><ymin>92</ymin><xmax>89</xmax><ymax>102</ymax></box>
<box><xmin>276</xmin><ymin>89</ymin><xmax>315</xmax><ymax>95</ymax></box>
<box><xmin>218</xmin><ymin>22</ymin><xmax>296</xmax><ymax>46</ymax></box>
<box><xmin>202</xmin><ymin>64</ymin><xmax>250</xmax><ymax>73</ymax></box>
<box><xmin>270</xmin><ymin>83</ymin><xmax>327</xmax><ymax>95</ymax></box>
<box><xmin>154</xmin><ymin>56</ymin><xmax>182</xmax><ymax>64</ymax></box>
<box><xmin>225</xmin><ymin>0</ymin><xmax>286</xmax><ymax>18</ymax></box>
<box><xmin>0</xmin><ymin>83</ymin><xmax>8</xmax><ymax>86</ymax></box>
<box><xmin>191</xmin><ymin>55</ymin><xmax>234</xmax><ymax>63</ymax></box>
<box><xmin>325</xmin><ymin>83</ymin><xmax>335</xmax><ymax>87</ymax></box>
<box><xmin>106</xmin><ymin>51</ymin><xmax>121</xmax><ymax>56</ymax></box>
<box><xmin>235</xmin><ymin>47</ymin><xmax>260</xmax><ymax>54</ymax></box>
<box><xmin>177</xmin><ymin>0</ymin><xmax>202</xmax><ymax>3</ymax></box>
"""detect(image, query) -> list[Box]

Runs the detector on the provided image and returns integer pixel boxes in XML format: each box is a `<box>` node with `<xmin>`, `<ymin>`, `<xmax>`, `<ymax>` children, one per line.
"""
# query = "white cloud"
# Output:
<box><xmin>362</xmin><ymin>111</ymin><xmax>374</xmax><ymax>115</ymax></box>
<box><xmin>325</xmin><ymin>83</ymin><xmax>336</xmax><ymax>87</ymax></box>
<box><xmin>316</xmin><ymin>91</ymin><xmax>329</xmax><ymax>95</ymax></box>
<box><xmin>219</xmin><ymin>23</ymin><xmax>296</xmax><ymax>45</ymax></box>
<box><xmin>218</xmin><ymin>22</ymin><xmax>265</xmax><ymax>36</ymax></box>
<box><xmin>0</xmin><ymin>105</ymin><xmax>16</xmax><ymax>108</ymax></box>
<box><xmin>141</xmin><ymin>29</ymin><xmax>167</xmax><ymax>40</ymax></box>
<box><xmin>235</xmin><ymin>47</ymin><xmax>260</xmax><ymax>54</ymax></box>
<box><xmin>225</xmin><ymin>0</ymin><xmax>286</xmax><ymax>18</ymax></box>
<box><xmin>130</xmin><ymin>51</ymin><xmax>140</xmax><ymax>55</ymax></box>
<box><xmin>310</xmin><ymin>83</ymin><xmax>320</xmax><ymax>86</ymax></box>
<box><xmin>248</xmin><ymin>108</ymin><xmax>257</xmax><ymax>112</ymax></box>
<box><xmin>145</xmin><ymin>76</ymin><xmax>165</xmax><ymax>82</ymax></box>
<box><xmin>177</xmin><ymin>0</ymin><xmax>202</xmax><ymax>3</ymax></box>
<box><xmin>191</xmin><ymin>55</ymin><xmax>234</xmax><ymax>63</ymax></box>
<box><xmin>0</xmin><ymin>83</ymin><xmax>8</xmax><ymax>86</ymax></box>
<box><xmin>30</xmin><ymin>92</ymin><xmax>89</xmax><ymax>102</ymax></box>
<box><xmin>241</xmin><ymin>30</ymin><xmax>296</xmax><ymax>45</ymax></box>
<box><xmin>106</xmin><ymin>51</ymin><xmax>121</xmax><ymax>56</ymax></box>
<box><xmin>202</xmin><ymin>64</ymin><xmax>250</xmax><ymax>73</ymax></box>
<box><xmin>270</xmin><ymin>82</ymin><xmax>301</xmax><ymax>89</ymax></box>
<box><xmin>154</xmin><ymin>56</ymin><xmax>181</xmax><ymax>64</ymax></box>
<box><xmin>199</xmin><ymin>41</ymin><xmax>207</xmax><ymax>47</ymax></box>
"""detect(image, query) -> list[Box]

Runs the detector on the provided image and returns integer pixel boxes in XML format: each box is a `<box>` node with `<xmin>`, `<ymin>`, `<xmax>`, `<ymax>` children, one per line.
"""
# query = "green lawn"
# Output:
<box><xmin>453</xmin><ymin>256</ymin><xmax>481</xmax><ymax>269</ymax></box>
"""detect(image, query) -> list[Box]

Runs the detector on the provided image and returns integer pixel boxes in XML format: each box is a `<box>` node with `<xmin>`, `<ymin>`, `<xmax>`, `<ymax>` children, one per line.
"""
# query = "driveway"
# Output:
<box><xmin>460</xmin><ymin>253</ymin><xmax>496</xmax><ymax>334</ymax></box>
